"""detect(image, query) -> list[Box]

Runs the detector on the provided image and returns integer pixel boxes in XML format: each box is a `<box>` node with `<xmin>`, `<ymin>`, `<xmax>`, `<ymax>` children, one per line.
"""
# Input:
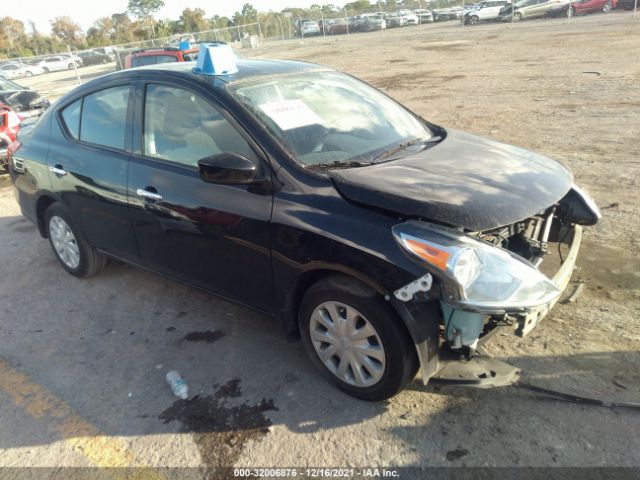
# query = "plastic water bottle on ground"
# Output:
<box><xmin>166</xmin><ymin>371</ymin><xmax>188</xmax><ymax>399</ymax></box>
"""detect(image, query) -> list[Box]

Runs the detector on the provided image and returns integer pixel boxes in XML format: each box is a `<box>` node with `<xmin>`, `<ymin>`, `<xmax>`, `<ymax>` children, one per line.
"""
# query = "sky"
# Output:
<box><xmin>15</xmin><ymin>0</ymin><xmax>327</xmax><ymax>33</ymax></box>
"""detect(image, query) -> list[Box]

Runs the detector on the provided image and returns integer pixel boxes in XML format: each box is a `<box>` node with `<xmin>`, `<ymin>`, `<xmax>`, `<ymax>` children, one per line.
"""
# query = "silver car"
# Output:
<box><xmin>0</xmin><ymin>63</ymin><xmax>44</xmax><ymax>79</ymax></box>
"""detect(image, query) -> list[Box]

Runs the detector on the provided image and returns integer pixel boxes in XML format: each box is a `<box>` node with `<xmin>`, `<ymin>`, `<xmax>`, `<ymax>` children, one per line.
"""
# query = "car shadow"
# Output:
<box><xmin>0</xmin><ymin>213</ymin><xmax>638</xmax><ymax>470</ymax></box>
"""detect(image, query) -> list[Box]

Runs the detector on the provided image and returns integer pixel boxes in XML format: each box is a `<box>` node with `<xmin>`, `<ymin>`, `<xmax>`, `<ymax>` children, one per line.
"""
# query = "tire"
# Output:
<box><xmin>567</xmin><ymin>6</ymin><xmax>575</xmax><ymax>17</ymax></box>
<box><xmin>45</xmin><ymin>203</ymin><xmax>107</xmax><ymax>278</ymax></box>
<box><xmin>102</xmin><ymin>58</ymin><xmax>108</xmax><ymax>64</ymax></box>
<box><xmin>470</xmin><ymin>15</ymin><xmax>480</xmax><ymax>24</ymax></box>
<box><xmin>299</xmin><ymin>275</ymin><xmax>418</xmax><ymax>401</ymax></box>
<box><xmin>25</xmin><ymin>71</ymin><xmax>33</xmax><ymax>77</ymax></box>
<box><xmin>602</xmin><ymin>0</ymin><xmax>612</xmax><ymax>11</ymax></box>
<box><xmin>514</xmin><ymin>12</ymin><xmax>522</xmax><ymax>21</ymax></box>
<box><xmin>68</xmin><ymin>63</ymin><xmax>75</xmax><ymax>70</ymax></box>
<box><xmin>43</xmin><ymin>67</ymin><xmax>49</xmax><ymax>73</ymax></box>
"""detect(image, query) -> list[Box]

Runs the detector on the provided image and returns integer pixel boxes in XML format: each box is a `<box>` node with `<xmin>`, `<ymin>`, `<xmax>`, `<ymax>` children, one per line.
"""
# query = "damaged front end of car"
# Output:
<box><xmin>391</xmin><ymin>184</ymin><xmax>600</xmax><ymax>388</ymax></box>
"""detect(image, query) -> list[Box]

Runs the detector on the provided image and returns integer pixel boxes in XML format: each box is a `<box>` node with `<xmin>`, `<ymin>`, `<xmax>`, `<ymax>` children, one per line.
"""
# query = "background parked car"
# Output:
<box><xmin>0</xmin><ymin>78</ymin><xmax>49</xmax><ymax>117</ymax></box>
<box><xmin>464</xmin><ymin>0</ymin><xmax>512</xmax><ymax>23</ymax></box>
<box><xmin>301</xmin><ymin>21</ymin><xmax>321</xmax><ymax>36</ymax></box>
<box><xmin>78</xmin><ymin>50</ymin><xmax>113</xmax><ymax>66</ymax></box>
<box><xmin>500</xmin><ymin>0</ymin><xmax>569</xmax><ymax>20</ymax></box>
<box><xmin>361</xmin><ymin>14</ymin><xmax>387</xmax><ymax>31</ymax></box>
<box><xmin>414</xmin><ymin>9</ymin><xmax>435</xmax><ymax>22</ymax></box>
<box><xmin>124</xmin><ymin>46</ymin><xmax>199</xmax><ymax>69</ymax></box>
<box><xmin>617</xmin><ymin>0</ymin><xmax>635</xmax><ymax>9</ymax></box>
<box><xmin>0</xmin><ymin>63</ymin><xmax>44</xmax><ymax>79</ymax></box>
<box><xmin>399</xmin><ymin>9</ymin><xmax>420</xmax><ymax>25</ymax></box>
<box><xmin>547</xmin><ymin>0</ymin><xmax>616</xmax><ymax>16</ymax></box>
<box><xmin>31</xmin><ymin>55</ymin><xmax>82</xmax><ymax>73</ymax></box>
<box><xmin>327</xmin><ymin>18</ymin><xmax>349</xmax><ymax>34</ymax></box>
<box><xmin>385</xmin><ymin>13</ymin><xmax>406</xmax><ymax>27</ymax></box>
<box><xmin>432</xmin><ymin>7</ymin><xmax>463</xmax><ymax>21</ymax></box>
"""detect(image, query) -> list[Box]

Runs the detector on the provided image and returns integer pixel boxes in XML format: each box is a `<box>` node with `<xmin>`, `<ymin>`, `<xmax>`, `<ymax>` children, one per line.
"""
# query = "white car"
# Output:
<box><xmin>31</xmin><ymin>55</ymin><xmax>83</xmax><ymax>73</ymax></box>
<box><xmin>301</xmin><ymin>21</ymin><xmax>321</xmax><ymax>36</ymax></box>
<box><xmin>0</xmin><ymin>63</ymin><xmax>44</xmax><ymax>79</ymax></box>
<box><xmin>465</xmin><ymin>0</ymin><xmax>512</xmax><ymax>23</ymax></box>
<box><xmin>414</xmin><ymin>9</ymin><xmax>435</xmax><ymax>22</ymax></box>
<box><xmin>399</xmin><ymin>9</ymin><xmax>420</xmax><ymax>25</ymax></box>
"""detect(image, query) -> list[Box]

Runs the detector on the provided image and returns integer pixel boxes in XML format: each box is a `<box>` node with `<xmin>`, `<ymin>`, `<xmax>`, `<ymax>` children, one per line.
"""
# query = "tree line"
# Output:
<box><xmin>0</xmin><ymin>0</ymin><xmax>451</xmax><ymax>59</ymax></box>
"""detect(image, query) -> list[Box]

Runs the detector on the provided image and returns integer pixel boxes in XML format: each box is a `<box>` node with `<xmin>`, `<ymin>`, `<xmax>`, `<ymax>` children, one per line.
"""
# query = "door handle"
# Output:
<box><xmin>49</xmin><ymin>165</ymin><xmax>68</xmax><ymax>176</ymax></box>
<box><xmin>136</xmin><ymin>188</ymin><xmax>163</xmax><ymax>202</ymax></box>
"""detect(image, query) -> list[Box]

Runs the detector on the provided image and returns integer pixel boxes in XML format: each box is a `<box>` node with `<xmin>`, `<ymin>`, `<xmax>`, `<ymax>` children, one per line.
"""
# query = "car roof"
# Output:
<box><xmin>75</xmin><ymin>58</ymin><xmax>331</xmax><ymax>93</ymax></box>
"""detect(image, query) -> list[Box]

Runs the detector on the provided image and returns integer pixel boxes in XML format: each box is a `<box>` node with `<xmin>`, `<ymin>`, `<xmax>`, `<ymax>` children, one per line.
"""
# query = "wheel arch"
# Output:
<box><xmin>35</xmin><ymin>193</ymin><xmax>58</xmax><ymax>238</ymax></box>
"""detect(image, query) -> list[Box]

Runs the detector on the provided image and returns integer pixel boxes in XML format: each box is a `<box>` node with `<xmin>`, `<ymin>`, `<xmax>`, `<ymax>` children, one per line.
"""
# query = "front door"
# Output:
<box><xmin>127</xmin><ymin>82</ymin><xmax>275</xmax><ymax>312</ymax></box>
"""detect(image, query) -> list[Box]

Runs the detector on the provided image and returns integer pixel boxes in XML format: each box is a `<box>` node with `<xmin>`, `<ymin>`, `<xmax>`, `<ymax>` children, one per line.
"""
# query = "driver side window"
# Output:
<box><xmin>143</xmin><ymin>84</ymin><xmax>256</xmax><ymax>167</ymax></box>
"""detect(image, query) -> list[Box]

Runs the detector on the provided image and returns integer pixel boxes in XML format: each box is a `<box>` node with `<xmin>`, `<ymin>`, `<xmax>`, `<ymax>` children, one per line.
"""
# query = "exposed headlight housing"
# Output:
<box><xmin>393</xmin><ymin>221</ymin><xmax>560</xmax><ymax>311</ymax></box>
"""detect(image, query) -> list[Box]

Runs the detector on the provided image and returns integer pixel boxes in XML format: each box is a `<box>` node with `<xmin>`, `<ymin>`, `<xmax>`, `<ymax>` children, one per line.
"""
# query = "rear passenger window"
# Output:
<box><xmin>80</xmin><ymin>86</ymin><xmax>130</xmax><ymax>150</ymax></box>
<box><xmin>61</xmin><ymin>99</ymin><xmax>81</xmax><ymax>139</ymax></box>
<box><xmin>143</xmin><ymin>84</ymin><xmax>255</xmax><ymax>167</ymax></box>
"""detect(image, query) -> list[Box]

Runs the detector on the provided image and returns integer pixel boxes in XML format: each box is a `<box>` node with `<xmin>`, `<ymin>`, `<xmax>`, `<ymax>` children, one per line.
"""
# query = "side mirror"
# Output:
<box><xmin>198</xmin><ymin>152</ymin><xmax>258</xmax><ymax>185</ymax></box>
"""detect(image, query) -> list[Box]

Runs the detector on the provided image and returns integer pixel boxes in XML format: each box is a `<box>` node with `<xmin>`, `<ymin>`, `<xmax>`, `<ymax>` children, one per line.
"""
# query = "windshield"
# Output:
<box><xmin>229</xmin><ymin>72</ymin><xmax>433</xmax><ymax>168</ymax></box>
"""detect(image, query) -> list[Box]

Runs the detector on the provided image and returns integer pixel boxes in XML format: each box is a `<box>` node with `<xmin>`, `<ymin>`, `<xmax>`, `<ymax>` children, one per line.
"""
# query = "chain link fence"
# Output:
<box><xmin>0</xmin><ymin>6</ymin><xmax>638</xmax><ymax>100</ymax></box>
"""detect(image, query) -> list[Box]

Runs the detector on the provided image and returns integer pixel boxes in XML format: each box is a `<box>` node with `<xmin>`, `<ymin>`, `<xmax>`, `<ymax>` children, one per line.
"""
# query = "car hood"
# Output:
<box><xmin>329</xmin><ymin>129</ymin><xmax>573</xmax><ymax>231</ymax></box>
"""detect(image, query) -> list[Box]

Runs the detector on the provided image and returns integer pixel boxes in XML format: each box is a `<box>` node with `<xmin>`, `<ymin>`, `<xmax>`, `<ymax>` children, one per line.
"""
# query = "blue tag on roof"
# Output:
<box><xmin>179</xmin><ymin>40</ymin><xmax>191</xmax><ymax>50</ymax></box>
<box><xmin>193</xmin><ymin>43</ymin><xmax>238</xmax><ymax>76</ymax></box>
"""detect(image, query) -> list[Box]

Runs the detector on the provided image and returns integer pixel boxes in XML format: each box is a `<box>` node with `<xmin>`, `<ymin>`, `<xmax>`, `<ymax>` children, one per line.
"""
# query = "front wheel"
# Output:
<box><xmin>513</xmin><ymin>12</ymin><xmax>522</xmax><ymax>21</ymax></box>
<box><xmin>68</xmin><ymin>63</ymin><xmax>75</xmax><ymax>70</ymax></box>
<box><xmin>299</xmin><ymin>275</ymin><xmax>418</xmax><ymax>401</ymax></box>
<box><xmin>566</xmin><ymin>6</ymin><xmax>575</xmax><ymax>17</ymax></box>
<box><xmin>25</xmin><ymin>71</ymin><xmax>33</xmax><ymax>77</ymax></box>
<box><xmin>602</xmin><ymin>0</ymin><xmax>612</xmax><ymax>11</ymax></box>
<box><xmin>45</xmin><ymin>203</ymin><xmax>107</xmax><ymax>278</ymax></box>
<box><xmin>470</xmin><ymin>15</ymin><xmax>480</xmax><ymax>24</ymax></box>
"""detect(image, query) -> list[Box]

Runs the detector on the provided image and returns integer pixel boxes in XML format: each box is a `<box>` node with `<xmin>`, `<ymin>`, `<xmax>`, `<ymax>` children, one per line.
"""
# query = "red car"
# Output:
<box><xmin>124</xmin><ymin>46</ymin><xmax>200</xmax><ymax>69</ymax></box>
<box><xmin>548</xmin><ymin>0</ymin><xmax>617</xmax><ymax>17</ymax></box>
<box><xmin>0</xmin><ymin>103</ymin><xmax>21</xmax><ymax>171</ymax></box>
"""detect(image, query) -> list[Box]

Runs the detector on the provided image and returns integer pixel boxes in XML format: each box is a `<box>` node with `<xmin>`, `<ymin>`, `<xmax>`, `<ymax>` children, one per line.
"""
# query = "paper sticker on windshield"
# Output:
<box><xmin>259</xmin><ymin>100</ymin><xmax>322</xmax><ymax>131</ymax></box>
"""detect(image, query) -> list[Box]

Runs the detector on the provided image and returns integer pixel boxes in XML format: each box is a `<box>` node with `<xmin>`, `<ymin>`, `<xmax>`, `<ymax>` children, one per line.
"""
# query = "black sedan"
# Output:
<box><xmin>8</xmin><ymin>51</ymin><xmax>600</xmax><ymax>400</ymax></box>
<box><xmin>77</xmin><ymin>50</ymin><xmax>113</xmax><ymax>66</ymax></box>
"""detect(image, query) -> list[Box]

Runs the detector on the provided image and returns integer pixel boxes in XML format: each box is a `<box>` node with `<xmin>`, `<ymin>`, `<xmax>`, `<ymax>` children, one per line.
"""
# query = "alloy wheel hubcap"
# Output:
<box><xmin>49</xmin><ymin>216</ymin><xmax>80</xmax><ymax>269</ymax></box>
<box><xmin>309</xmin><ymin>301</ymin><xmax>385</xmax><ymax>387</ymax></box>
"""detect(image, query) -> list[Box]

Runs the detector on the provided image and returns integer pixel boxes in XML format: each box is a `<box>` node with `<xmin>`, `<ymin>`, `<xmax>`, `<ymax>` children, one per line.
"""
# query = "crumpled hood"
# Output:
<box><xmin>329</xmin><ymin>129</ymin><xmax>573</xmax><ymax>231</ymax></box>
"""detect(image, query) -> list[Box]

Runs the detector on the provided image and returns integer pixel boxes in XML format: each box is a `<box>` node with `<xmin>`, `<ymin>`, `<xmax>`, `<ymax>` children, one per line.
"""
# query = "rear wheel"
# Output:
<box><xmin>470</xmin><ymin>15</ymin><xmax>480</xmax><ymax>24</ymax></box>
<box><xmin>68</xmin><ymin>63</ymin><xmax>75</xmax><ymax>70</ymax></box>
<box><xmin>602</xmin><ymin>0</ymin><xmax>612</xmax><ymax>11</ymax></box>
<box><xmin>43</xmin><ymin>67</ymin><xmax>49</xmax><ymax>73</ymax></box>
<box><xmin>513</xmin><ymin>12</ymin><xmax>522</xmax><ymax>21</ymax></box>
<box><xmin>567</xmin><ymin>6</ymin><xmax>575</xmax><ymax>17</ymax></box>
<box><xmin>45</xmin><ymin>203</ymin><xmax>107</xmax><ymax>278</ymax></box>
<box><xmin>299</xmin><ymin>275</ymin><xmax>418</xmax><ymax>401</ymax></box>
<box><xmin>25</xmin><ymin>71</ymin><xmax>33</xmax><ymax>77</ymax></box>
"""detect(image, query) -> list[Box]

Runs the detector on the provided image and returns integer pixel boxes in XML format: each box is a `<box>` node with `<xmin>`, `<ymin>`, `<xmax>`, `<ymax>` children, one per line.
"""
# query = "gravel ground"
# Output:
<box><xmin>1</xmin><ymin>11</ymin><xmax>639</xmax><ymax>475</ymax></box>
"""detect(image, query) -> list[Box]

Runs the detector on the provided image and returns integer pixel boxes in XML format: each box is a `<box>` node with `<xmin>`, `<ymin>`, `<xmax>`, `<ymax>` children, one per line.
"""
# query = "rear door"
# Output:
<box><xmin>48</xmin><ymin>82</ymin><xmax>138</xmax><ymax>260</ymax></box>
<box><xmin>127</xmin><ymin>80</ymin><xmax>275</xmax><ymax>312</ymax></box>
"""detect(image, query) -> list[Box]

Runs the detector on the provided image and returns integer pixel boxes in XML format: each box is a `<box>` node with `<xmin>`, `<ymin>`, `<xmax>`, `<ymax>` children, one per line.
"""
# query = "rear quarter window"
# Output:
<box><xmin>61</xmin><ymin>99</ymin><xmax>81</xmax><ymax>139</ymax></box>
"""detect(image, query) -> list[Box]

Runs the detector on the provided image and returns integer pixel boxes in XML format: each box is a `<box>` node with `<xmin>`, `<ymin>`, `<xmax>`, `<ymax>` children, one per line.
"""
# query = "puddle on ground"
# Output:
<box><xmin>184</xmin><ymin>330</ymin><xmax>225</xmax><ymax>343</ymax></box>
<box><xmin>159</xmin><ymin>379</ymin><xmax>277</xmax><ymax>473</ymax></box>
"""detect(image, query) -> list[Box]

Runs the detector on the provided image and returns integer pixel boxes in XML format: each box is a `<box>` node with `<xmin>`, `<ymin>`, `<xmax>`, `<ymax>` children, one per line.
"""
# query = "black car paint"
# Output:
<box><xmin>0</xmin><ymin>80</ymin><xmax>50</xmax><ymax>114</ymax></box>
<box><xmin>9</xmin><ymin>60</ymin><xmax>581</xmax><ymax>347</ymax></box>
<box><xmin>330</xmin><ymin>129</ymin><xmax>574</xmax><ymax>231</ymax></box>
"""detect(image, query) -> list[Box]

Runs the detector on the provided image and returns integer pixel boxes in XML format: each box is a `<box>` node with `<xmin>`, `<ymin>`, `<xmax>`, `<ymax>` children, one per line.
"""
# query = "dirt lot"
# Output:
<box><xmin>1</xmin><ymin>12</ymin><xmax>639</xmax><ymax>475</ymax></box>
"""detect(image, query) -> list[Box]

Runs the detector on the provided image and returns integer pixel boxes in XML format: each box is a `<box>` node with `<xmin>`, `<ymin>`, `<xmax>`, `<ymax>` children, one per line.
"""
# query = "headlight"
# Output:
<box><xmin>393</xmin><ymin>221</ymin><xmax>560</xmax><ymax>310</ymax></box>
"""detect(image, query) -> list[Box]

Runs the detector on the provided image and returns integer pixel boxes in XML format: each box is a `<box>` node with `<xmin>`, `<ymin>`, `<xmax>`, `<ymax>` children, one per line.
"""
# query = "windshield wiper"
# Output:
<box><xmin>372</xmin><ymin>137</ymin><xmax>441</xmax><ymax>163</ymax></box>
<box><xmin>307</xmin><ymin>160</ymin><xmax>371</xmax><ymax>171</ymax></box>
